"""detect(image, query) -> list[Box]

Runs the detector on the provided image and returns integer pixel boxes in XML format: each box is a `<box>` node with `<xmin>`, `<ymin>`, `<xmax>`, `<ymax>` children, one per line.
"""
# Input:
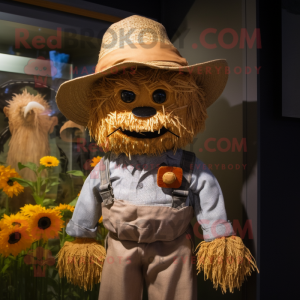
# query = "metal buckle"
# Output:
<box><xmin>100</xmin><ymin>186</ymin><xmax>114</xmax><ymax>198</ymax></box>
<box><xmin>172</xmin><ymin>190</ymin><xmax>188</xmax><ymax>197</ymax></box>
<box><xmin>100</xmin><ymin>184</ymin><xmax>114</xmax><ymax>206</ymax></box>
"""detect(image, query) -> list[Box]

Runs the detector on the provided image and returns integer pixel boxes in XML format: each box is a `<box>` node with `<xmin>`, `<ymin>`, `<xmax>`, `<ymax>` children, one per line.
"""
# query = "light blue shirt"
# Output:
<box><xmin>66</xmin><ymin>149</ymin><xmax>233</xmax><ymax>241</ymax></box>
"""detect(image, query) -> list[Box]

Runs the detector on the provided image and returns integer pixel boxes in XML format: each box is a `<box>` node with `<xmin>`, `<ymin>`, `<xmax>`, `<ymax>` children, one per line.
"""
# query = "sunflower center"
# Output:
<box><xmin>47</xmin><ymin>162</ymin><xmax>52</xmax><ymax>165</ymax></box>
<box><xmin>8</xmin><ymin>232</ymin><xmax>21</xmax><ymax>244</ymax></box>
<box><xmin>7</xmin><ymin>179</ymin><xmax>14</xmax><ymax>186</ymax></box>
<box><xmin>38</xmin><ymin>217</ymin><xmax>51</xmax><ymax>230</ymax></box>
<box><xmin>12</xmin><ymin>222</ymin><xmax>21</xmax><ymax>226</ymax></box>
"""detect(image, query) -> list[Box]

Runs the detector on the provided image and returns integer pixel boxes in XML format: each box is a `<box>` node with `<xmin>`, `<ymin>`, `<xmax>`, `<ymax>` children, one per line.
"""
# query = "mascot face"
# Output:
<box><xmin>88</xmin><ymin>69</ymin><xmax>208</xmax><ymax>156</ymax></box>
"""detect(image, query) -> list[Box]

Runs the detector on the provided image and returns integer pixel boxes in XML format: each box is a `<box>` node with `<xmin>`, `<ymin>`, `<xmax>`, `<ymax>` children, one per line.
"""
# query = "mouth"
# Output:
<box><xmin>120</xmin><ymin>127</ymin><xmax>169</xmax><ymax>139</ymax></box>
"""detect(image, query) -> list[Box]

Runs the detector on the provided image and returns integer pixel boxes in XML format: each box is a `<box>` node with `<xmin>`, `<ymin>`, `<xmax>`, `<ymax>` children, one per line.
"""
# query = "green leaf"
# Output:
<box><xmin>66</xmin><ymin>170</ymin><xmax>85</xmax><ymax>177</ymax></box>
<box><xmin>64</xmin><ymin>234</ymin><xmax>75</xmax><ymax>242</ymax></box>
<box><xmin>1</xmin><ymin>260</ymin><xmax>11</xmax><ymax>273</ymax></box>
<box><xmin>18</xmin><ymin>162</ymin><xmax>37</xmax><ymax>173</ymax></box>
<box><xmin>41</xmin><ymin>178</ymin><xmax>47</xmax><ymax>186</ymax></box>
<box><xmin>10</xmin><ymin>177</ymin><xmax>34</xmax><ymax>189</ymax></box>
<box><xmin>61</xmin><ymin>210</ymin><xmax>73</xmax><ymax>219</ymax></box>
<box><xmin>49</xmin><ymin>181</ymin><xmax>60</xmax><ymax>187</ymax></box>
<box><xmin>43</xmin><ymin>198</ymin><xmax>56</xmax><ymax>206</ymax></box>
<box><xmin>33</xmin><ymin>194</ymin><xmax>43</xmax><ymax>205</ymax></box>
<box><xmin>0</xmin><ymin>207</ymin><xmax>6</xmax><ymax>218</ymax></box>
<box><xmin>69</xmin><ymin>197</ymin><xmax>78</xmax><ymax>206</ymax></box>
<box><xmin>37</xmin><ymin>165</ymin><xmax>46</xmax><ymax>173</ymax></box>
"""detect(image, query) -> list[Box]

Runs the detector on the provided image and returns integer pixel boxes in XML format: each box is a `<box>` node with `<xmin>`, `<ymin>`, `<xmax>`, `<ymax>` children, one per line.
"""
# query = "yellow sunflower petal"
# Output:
<box><xmin>1</xmin><ymin>181</ymin><xmax>24</xmax><ymax>198</ymax></box>
<box><xmin>54</xmin><ymin>204</ymin><xmax>75</xmax><ymax>213</ymax></box>
<box><xmin>29</xmin><ymin>207</ymin><xmax>64</xmax><ymax>241</ymax></box>
<box><xmin>0</xmin><ymin>166</ymin><xmax>22</xmax><ymax>193</ymax></box>
<box><xmin>0</xmin><ymin>166</ymin><xmax>20</xmax><ymax>179</ymax></box>
<box><xmin>90</xmin><ymin>156</ymin><xmax>102</xmax><ymax>167</ymax></box>
<box><xmin>99</xmin><ymin>216</ymin><xmax>103</xmax><ymax>223</ymax></box>
<box><xmin>20</xmin><ymin>204</ymin><xmax>43</xmax><ymax>216</ymax></box>
<box><xmin>0</xmin><ymin>226</ymin><xmax>33</xmax><ymax>257</ymax></box>
<box><xmin>0</xmin><ymin>218</ymin><xmax>6</xmax><ymax>231</ymax></box>
<box><xmin>40</xmin><ymin>156</ymin><xmax>60</xmax><ymax>168</ymax></box>
<box><xmin>2</xmin><ymin>213</ymin><xmax>29</xmax><ymax>228</ymax></box>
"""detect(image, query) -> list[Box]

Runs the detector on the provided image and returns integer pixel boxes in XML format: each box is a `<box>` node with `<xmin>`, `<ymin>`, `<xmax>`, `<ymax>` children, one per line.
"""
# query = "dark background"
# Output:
<box><xmin>257</xmin><ymin>0</ymin><xmax>300</xmax><ymax>298</ymax></box>
<box><xmin>85</xmin><ymin>0</ymin><xmax>196</xmax><ymax>39</ymax></box>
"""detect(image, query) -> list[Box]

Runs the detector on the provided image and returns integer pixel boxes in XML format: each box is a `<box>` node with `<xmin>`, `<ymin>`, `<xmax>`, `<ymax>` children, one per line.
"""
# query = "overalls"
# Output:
<box><xmin>98</xmin><ymin>151</ymin><xmax>197</xmax><ymax>300</ymax></box>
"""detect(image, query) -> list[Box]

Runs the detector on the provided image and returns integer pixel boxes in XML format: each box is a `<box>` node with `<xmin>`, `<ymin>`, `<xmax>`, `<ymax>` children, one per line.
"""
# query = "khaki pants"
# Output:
<box><xmin>98</xmin><ymin>231</ymin><xmax>197</xmax><ymax>300</ymax></box>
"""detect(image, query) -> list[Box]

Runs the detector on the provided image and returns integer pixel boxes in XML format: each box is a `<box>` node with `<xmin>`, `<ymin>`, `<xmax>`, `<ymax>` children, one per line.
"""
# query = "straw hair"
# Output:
<box><xmin>56</xmin><ymin>15</ymin><xmax>228</xmax><ymax>126</ymax></box>
<box><xmin>5</xmin><ymin>90</ymin><xmax>57</xmax><ymax>181</ymax></box>
<box><xmin>195</xmin><ymin>236</ymin><xmax>259</xmax><ymax>293</ymax></box>
<box><xmin>87</xmin><ymin>68</ymin><xmax>207</xmax><ymax>156</ymax></box>
<box><xmin>56</xmin><ymin>238</ymin><xmax>106</xmax><ymax>291</ymax></box>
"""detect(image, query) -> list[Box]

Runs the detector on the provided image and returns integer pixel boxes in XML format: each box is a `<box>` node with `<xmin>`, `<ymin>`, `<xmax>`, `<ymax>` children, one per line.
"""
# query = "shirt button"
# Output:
<box><xmin>137</xmin><ymin>183</ymin><xmax>143</xmax><ymax>189</ymax></box>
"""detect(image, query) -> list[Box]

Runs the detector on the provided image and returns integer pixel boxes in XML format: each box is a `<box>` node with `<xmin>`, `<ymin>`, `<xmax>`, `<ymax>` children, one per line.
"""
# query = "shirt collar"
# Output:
<box><xmin>111</xmin><ymin>149</ymin><xmax>182</xmax><ymax>174</ymax></box>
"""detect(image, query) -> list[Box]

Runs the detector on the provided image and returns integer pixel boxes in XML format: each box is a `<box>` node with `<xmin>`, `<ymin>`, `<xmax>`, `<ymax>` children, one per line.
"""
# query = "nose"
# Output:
<box><xmin>132</xmin><ymin>107</ymin><xmax>157</xmax><ymax>117</ymax></box>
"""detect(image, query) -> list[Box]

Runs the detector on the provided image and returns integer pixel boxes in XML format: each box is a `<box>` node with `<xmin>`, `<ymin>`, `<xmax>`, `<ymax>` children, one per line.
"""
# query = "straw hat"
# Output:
<box><xmin>56</xmin><ymin>15</ymin><xmax>228</xmax><ymax>126</ymax></box>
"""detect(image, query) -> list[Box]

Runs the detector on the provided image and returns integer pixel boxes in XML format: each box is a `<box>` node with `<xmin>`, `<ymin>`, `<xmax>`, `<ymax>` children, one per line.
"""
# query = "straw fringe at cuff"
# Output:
<box><xmin>195</xmin><ymin>236</ymin><xmax>259</xmax><ymax>293</ymax></box>
<box><xmin>56</xmin><ymin>238</ymin><xmax>106</xmax><ymax>291</ymax></box>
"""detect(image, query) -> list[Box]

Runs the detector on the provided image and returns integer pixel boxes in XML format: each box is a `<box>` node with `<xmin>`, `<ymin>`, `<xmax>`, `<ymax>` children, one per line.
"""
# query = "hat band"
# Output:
<box><xmin>95</xmin><ymin>43</ymin><xmax>188</xmax><ymax>73</ymax></box>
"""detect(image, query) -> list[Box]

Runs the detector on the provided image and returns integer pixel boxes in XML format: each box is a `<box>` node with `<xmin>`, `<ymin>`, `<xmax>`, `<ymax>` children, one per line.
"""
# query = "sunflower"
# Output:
<box><xmin>2</xmin><ymin>213</ymin><xmax>29</xmax><ymax>228</ymax></box>
<box><xmin>0</xmin><ymin>166</ymin><xmax>19</xmax><ymax>183</ymax></box>
<box><xmin>29</xmin><ymin>207</ymin><xmax>64</xmax><ymax>241</ymax></box>
<box><xmin>40</xmin><ymin>156</ymin><xmax>60</xmax><ymax>168</ymax></box>
<box><xmin>0</xmin><ymin>218</ymin><xmax>4</xmax><ymax>231</ymax></box>
<box><xmin>90</xmin><ymin>156</ymin><xmax>102</xmax><ymax>167</ymax></box>
<box><xmin>0</xmin><ymin>225</ymin><xmax>33</xmax><ymax>257</ymax></box>
<box><xmin>20</xmin><ymin>204</ymin><xmax>43</xmax><ymax>217</ymax></box>
<box><xmin>0</xmin><ymin>166</ymin><xmax>24</xmax><ymax>198</ymax></box>
<box><xmin>1</xmin><ymin>180</ymin><xmax>24</xmax><ymax>198</ymax></box>
<box><xmin>54</xmin><ymin>203</ymin><xmax>75</xmax><ymax>213</ymax></box>
<box><xmin>99</xmin><ymin>216</ymin><xmax>103</xmax><ymax>223</ymax></box>
<box><xmin>0</xmin><ymin>166</ymin><xmax>9</xmax><ymax>186</ymax></box>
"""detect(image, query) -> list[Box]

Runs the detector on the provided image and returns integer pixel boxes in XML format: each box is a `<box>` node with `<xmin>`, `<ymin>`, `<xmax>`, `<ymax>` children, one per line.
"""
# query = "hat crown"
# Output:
<box><xmin>99</xmin><ymin>15</ymin><xmax>174</xmax><ymax>60</ymax></box>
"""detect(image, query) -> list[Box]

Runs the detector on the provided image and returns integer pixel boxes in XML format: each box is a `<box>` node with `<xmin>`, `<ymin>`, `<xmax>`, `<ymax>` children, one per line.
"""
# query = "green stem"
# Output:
<box><xmin>42</xmin><ymin>168</ymin><xmax>52</xmax><ymax>201</ymax></box>
<box><xmin>60</xmin><ymin>225</ymin><xmax>66</xmax><ymax>248</ymax></box>
<box><xmin>37</xmin><ymin>176</ymin><xmax>41</xmax><ymax>197</ymax></box>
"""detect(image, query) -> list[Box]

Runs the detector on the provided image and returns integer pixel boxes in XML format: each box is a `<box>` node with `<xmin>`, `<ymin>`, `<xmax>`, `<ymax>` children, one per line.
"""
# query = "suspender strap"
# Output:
<box><xmin>171</xmin><ymin>150</ymin><xmax>195</xmax><ymax>209</ymax></box>
<box><xmin>99</xmin><ymin>152</ymin><xmax>114</xmax><ymax>206</ymax></box>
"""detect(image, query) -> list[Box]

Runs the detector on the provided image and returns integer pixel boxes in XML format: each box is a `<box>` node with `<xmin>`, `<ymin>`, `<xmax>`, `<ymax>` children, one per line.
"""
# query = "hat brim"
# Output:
<box><xmin>56</xmin><ymin>59</ymin><xmax>228</xmax><ymax>126</ymax></box>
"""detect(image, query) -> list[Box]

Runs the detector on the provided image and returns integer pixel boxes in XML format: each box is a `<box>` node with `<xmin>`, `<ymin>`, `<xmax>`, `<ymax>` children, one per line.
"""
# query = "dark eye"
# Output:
<box><xmin>121</xmin><ymin>90</ymin><xmax>136</xmax><ymax>103</ymax></box>
<box><xmin>152</xmin><ymin>89</ymin><xmax>166</xmax><ymax>104</ymax></box>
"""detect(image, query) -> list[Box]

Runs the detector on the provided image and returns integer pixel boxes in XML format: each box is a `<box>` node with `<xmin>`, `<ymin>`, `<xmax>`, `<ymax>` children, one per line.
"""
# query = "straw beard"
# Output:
<box><xmin>88</xmin><ymin>69</ymin><xmax>208</xmax><ymax>157</ymax></box>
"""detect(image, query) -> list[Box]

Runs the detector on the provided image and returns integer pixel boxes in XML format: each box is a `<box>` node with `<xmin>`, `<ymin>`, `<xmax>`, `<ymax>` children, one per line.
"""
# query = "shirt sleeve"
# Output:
<box><xmin>189</xmin><ymin>158</ymin><xmax>234</xmax><ymax>242</ymax></box>
<box><xmin>66</xmin><ymin>162</ymin><xmax>102</xmax><ymax>238</ymax></box>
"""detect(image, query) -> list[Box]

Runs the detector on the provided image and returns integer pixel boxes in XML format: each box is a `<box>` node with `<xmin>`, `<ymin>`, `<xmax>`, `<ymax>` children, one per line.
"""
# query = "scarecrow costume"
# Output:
<box><xmin>56</xmin><ymin>15</ymin><xmax>258</xmax><ymax>300</ymax></box>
